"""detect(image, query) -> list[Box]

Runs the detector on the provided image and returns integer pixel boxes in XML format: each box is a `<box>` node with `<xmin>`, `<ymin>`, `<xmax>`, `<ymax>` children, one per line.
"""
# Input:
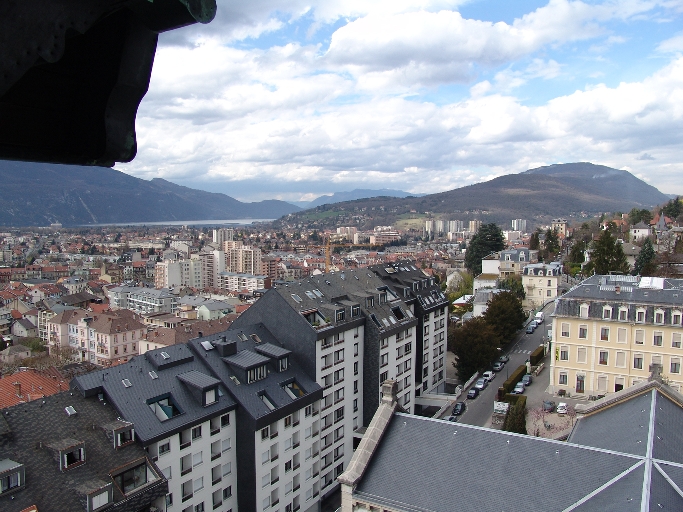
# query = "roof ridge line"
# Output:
<box><xmin>561</xmin><ymin>460</ymin><xmax>645</xmax><ymax>512</ymax></box>
<box><xmin>653</xmin><ymin>462</ymin><xmax>683</xmax><ymax>501</ymax></box>
<box><xmin>641</xmin><ymin>389</ymin><xmax>658</xmax><ymax>511</ymax></box>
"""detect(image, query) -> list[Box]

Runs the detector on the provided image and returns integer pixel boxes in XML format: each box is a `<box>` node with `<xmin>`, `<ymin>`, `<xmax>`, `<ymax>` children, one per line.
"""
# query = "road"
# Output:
<box><xmin>448</xmin><ymin>301</ymin><xmax>555</xmax><ymax>428</ymax></box>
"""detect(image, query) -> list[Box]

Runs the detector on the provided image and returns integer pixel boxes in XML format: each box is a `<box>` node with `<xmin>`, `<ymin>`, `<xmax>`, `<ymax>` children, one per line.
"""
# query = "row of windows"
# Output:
<box><xmin>562</xmin><ymin>323</ymin><xmax>683</xmax><ymax>347</ymax></box>
<box><xmin>558</xmin><ymin>347</ymin><xmax>681</xmax><ymax>372</ymax></box>
<box><xmin>581</xmin><ymin>304</ymin><xmax>682</xmax><ymax>325</ymax></box>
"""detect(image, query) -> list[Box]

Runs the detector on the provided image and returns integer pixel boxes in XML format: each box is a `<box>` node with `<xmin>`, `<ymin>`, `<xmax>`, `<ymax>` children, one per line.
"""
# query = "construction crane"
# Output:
<box><xmin>309</xmin><ymin>237</ymin><xmax>378</xmax><ymax>272</ymax></box>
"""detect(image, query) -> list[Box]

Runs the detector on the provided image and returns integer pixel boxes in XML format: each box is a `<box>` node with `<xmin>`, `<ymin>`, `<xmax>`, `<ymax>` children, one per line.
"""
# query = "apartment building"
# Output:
<box><xmin>228</xmin><ymin>246</ymin><xmax>262</xmax><ymax>276</ymax></box>
<box><xmin>370</xmin><ymin>261</ymin><xmax>450</xmax><ymax>396</ymax></box>
<box><xmin>231</xmin><ymin>269</ymin><xmax>418</xmax><ymax>504</ymax></box>
<box><xmin>522</xmin><ymin>262</ymin><xmax>562</xmax><ymax>310</ymax></box>
<box><xmin>498</xmin><ymin>248</ymin><xmax>538</xmax><ymax>277</ymax></box>
<box><xmin>155</xmin><ymin>259</ymin><xmax>203</xmax><ymax>289</ymax></box>
<box><xmin>74</xmin><ymin>344</ymin><xmax>238</xmax><ymax>512</ymax></box>
<box><xmin>213</xmin><ymin>228</ymin><xmax>234</xmax><ymax>246</ymax></box>
<box><xmin>217</xmin><ymin>272</ymin><xmax>270</xmax><ymax>293</ymax></box>
<box><xmin>0</xmin><ymin>387</ymin><xmax>168</xmax><ymax>512</ymax></box>
<box><xmin>47</xmin><ymin>308</ymin><xmax>146</xmax><ymax>365</ymax></box>
<box><xmin>550</xmin><ymin>275</ymin><xmax>683</xmax><ymax>396</ymax></box>
<box><xmin>109</xmin><ymin>286</ymin><xmax>179</xmax><ymax>315</ymax></box>
<box><xmin>195</xmin><ymin>250</ymin><xmax>227</xmax><ymax>289</ymax></box>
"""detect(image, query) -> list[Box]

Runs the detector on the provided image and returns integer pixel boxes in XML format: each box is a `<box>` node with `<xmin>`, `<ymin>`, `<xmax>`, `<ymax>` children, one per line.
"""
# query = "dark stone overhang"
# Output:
<box><xmin>0</xmin><ymin>0</ymin><xmax>216</xmax><ymax>166</ymax></box>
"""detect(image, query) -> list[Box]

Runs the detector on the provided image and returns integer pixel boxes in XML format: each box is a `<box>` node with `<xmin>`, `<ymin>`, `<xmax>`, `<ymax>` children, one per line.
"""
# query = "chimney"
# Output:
<box><xmin>381</xmin><ymin>379</ymin><xmax>398</xmax><ymax>406</ymax></box>
<box><xmin>615</xmin><ymin>285</ymin><xmax>621</xmax><ymax>295</ymax></box>
<box><xmin>13</xmin><ymin>381</ymin><xmax>21</xmax><ymax>397</ymax></box>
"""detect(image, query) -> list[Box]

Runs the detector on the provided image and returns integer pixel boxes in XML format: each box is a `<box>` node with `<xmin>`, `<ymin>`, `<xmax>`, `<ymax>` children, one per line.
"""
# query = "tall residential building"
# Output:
<box><xmin>550</xmin><ymin>275</ymin><xmax>683</xmax><ymax>396</ymax></box>
<box><xmin>448</xmin><ymin>220</ymin><xmax>464</xmax><ymax>233</ymax></box>
<box><xmin>229</xmin><ymin>246</ymin><xmax>262</xmax><ymax>275</ymax></box>
<box><xmin>108</xmin><ymin>286</ymin><xmax>179</xmax><ymax>315</ymax></box>
<box><xmin>468</xmin><ymin>220</ymin><xmax>482</xmax><ymax>233</ymax></box>
<box><xmin>425</xmin><ymin>220</ymin><xmax>434</xmax><ymax>234</ymax></box>
<box><xmin>155</xmin><ymin>258</ymin><xmax>203</xmax><ymax>289</ymax></box>
<box><xmin>370</xmin><ymin>261</ymin><xmax>450</xmax><ymax>396</ymax></box>
<box><xmin>196</xmin><ymin>250</ymin><xmax>227</xmax><ymax>289</ymax></box>
<box><xmin>213</xmin><ymin>228</ymin><xmax>234</xmax><ymax>245</ymax></box>
<box><xmin>511</xmin><ymin>218</ymin><xmax>527</xmax><ymax>232</ymax></box>
<box><xmin>231</xmin><ymin>269</ymin><xmax>419</xmax><ymax>502</ymax></box>
<box><xmin>435</xmin><ymin>220</ymin><xmax>445</xmax><ymax>234</ymax></box>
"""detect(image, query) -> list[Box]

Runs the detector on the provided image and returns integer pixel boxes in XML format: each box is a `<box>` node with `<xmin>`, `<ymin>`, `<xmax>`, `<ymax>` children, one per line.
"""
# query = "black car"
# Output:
<box><xmin>453</xmin><ymin>402</ymin><xmax>466</xmax><ymax>415</ymax></box>
<box><xmin>542</xmin><ymin>400</ymin><xmax>556</xmax><ymax>412</ymax></box>
<box><xmin>467</xmin><ymin>388</ymin><xmax>479</xmax><ymax>399</ymax></box>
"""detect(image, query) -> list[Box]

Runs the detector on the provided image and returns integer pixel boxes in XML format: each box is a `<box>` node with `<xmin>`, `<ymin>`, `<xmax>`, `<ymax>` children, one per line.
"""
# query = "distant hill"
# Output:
<box><xmin>0</xmin><ymin>161</ymin><xmax>301</xmax><ymax>226</ymax></box>
<box><xmin>280</xmin><ymin>163</ymin><xmax>669</xmax><ymax>229</ymax></box>
<box><xmin>303</xmin><ymin>188</ymin><xmax>420</xmax><ymax>208</ymax></box>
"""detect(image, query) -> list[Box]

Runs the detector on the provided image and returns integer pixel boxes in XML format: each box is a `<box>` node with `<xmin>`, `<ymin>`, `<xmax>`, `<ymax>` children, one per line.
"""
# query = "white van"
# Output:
<box><xmin>535</xmin><ymin>312</ymin><xmax>545</xmax><ymax>323</ymax></box>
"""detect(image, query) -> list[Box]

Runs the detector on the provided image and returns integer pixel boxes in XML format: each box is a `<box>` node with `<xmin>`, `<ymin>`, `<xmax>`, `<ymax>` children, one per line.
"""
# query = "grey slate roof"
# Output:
<box><xmin>189</xmin><ymin>324</ymin><xmax>322</xmax><ymax>426</ymax></box>
<box><xmin>254</xmin><ymin>342</ymin><xmax>291</xmax><ymax>359</ymax></box>
<box><xmin>224</xmin><ymin>350</ymin><xmax>272</xmax><ymax>370</ymax></box>
<box><xmin>0</xmin><ymin>390</ymin><xmax>167</xmax><ymax>512</ymax></box>
<box><xmin>351</xmin><ymin>383</ymin><xmax>683</xmax><ymax>512</ymax></box>
<box><xmin>176</xmin><ymin>370</ymin><xmax>222</xmax><ymax>391</ymax></box>
<box><xmin>73</xmin><ymin>343</ymin><xmax>237</xmax><ymax>445</ymax></box>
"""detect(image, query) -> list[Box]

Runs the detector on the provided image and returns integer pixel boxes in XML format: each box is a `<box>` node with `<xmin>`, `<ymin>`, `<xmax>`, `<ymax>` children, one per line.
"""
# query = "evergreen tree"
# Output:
<box><xmin>529</xmin><ymin>231</ymin><xmax>540</xmax><ymax>250</ymax></box>
<box><xmin>448</xmin><ymin>318</ymin><xmax>501</xmax><ymax>382</ymax></box>
<box><xmin>568</xmin><ymin>242</ymin><xmax>586</xmax><ymax>264</ymax></box>
<box><xmin>544</xmin><ymin>228</ymin><xmax>560</xmax><ymax>255</ymax></box>
<box><xmin>464</xmin><ymin>223</ymin><xmax>505</xmax><ymax>275</ymax></box>
<box><xmin>633</xmin><ymin>238</ymin><xmax>657</xmax><ymax>276</ymax></box>
<box><xmin>483</xmin><ymin>291</ymin><xmax>527</xmax><ymax>343</ymax></box>
<box><xmin>587</xmin><ymin>230</ymin><xmax>630</xmax><ymax>275</ymax></box>
<box><xmin>662</xmin><ymin>197</ymin><xmax>682</xmax><ymax>220</ymax></box>
<box><xmin>503</xmin><ymin>401</ymin><xmax>527</xmax><ymax>434</ymax></box>
<box><xmin>499</xmin><ymin>275</ymin><xmax>526</xmax><ymax>300</ymax></box>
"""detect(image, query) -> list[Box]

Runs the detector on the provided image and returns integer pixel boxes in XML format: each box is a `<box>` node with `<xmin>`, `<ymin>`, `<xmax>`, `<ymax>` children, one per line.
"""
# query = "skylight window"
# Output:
<box><xmin>283</xmin><ymin>380</ymin><xmax>305</xmax><ymax>400</ymax></box>
<box><xmin>313</xmin><ymin>289</ymin><xmax>324</xmax><ymax>297</ymax></box>
<box><xmin>201</xmin><ymin>340</ymin><xmax>214</xmax><ymax>351</ymax></box>
<box><xmin>65</xmin><ymin>406</ymin><xmax>77</xmax><ymax>416</ymax></box>
<box><xmin>161</xmin><ymin>352</ymin><xmax>170</xmax><ymax>360</ymax></box>
<box><xmin>259</xmin><ymin>393</ymin><xmax>276</xmax><ymax>411</ymax></box>
<box><xmin>122</xmin><ymin>379</ymin><xmax>132</xmax><ymax>388</ymax></box>
<box><xmin>148</xmin><ymin>394</ymin><xmax>181</xmax><ymax>421</ymax></box>
<box><xmin>291</xmin><ymin>294</ymin><xmax>302</xmax><ymax>303</ymax></box>
<box><xmin>250</xmin><ymin>334</ymin><xmax>262</xmax><ymax>343</ymax></box>
<box><xmin>149</xmin><ymin>371</ymin><xmax>158</xmax><ymax>380</ymax></box>
<box><xmin>305</xmin><ymin>291</ymin><xmax>316</xmax><ymax>299</ymax></box>
<box><xmin>237</xmin><ymin>333</ymin><xmax>248</xmax><ymax>342</ymax></box>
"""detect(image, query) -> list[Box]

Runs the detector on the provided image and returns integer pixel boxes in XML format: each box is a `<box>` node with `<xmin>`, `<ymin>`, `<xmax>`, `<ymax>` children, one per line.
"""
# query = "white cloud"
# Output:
<box><xmin>657</xmin><ymin>31</ymin><xmax>683</xmax><ymax>52</ymax></box>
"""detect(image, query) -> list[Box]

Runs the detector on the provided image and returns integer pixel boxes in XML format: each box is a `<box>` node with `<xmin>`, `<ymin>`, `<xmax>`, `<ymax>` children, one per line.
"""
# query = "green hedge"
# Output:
<box><xmin>503</xmin><ymin>394</ymin><xmax>527</xmax><ymax>409</ymax></box>
<box><xmin>502</xmin><ymin>365</ymin><xmax>527</xmax><ymax>393</ymax></box>
<box><xmin>530</xmin><ymin>346</ymin><xmax>545</xmax><ymax>366</ymax></box>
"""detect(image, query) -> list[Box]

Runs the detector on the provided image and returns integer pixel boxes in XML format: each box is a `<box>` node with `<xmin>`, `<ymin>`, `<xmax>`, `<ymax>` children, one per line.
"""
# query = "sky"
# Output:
<box><xmin>117</xmin><ymin>0</ymin><xmax>683</xmax><ymax>204</ymax></box>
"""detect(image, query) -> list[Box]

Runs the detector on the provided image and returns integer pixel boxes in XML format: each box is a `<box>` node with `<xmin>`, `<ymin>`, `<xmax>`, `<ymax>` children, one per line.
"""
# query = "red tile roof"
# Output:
<box><xmin>0</xmin><ymin>369</ymin><xmax>68</xmax><ymax>409</ymax></box>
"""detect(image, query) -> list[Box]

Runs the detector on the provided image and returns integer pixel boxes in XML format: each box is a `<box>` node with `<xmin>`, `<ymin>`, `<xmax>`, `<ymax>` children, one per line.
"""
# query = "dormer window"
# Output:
<box><xmin>379</xmin><ymin>291</ymin><xmax>387</xmax><ymax>304</ymax></box>
<box><xmin>113</xmin><ymin>460</ymin><xmax>159</xmax><ymax>495</ymax></box>
<box><xmin>63</xmin><ymin>446</ymin><xmax>85</xmax><ymax>470</ymax></box>
<box><xmin>336</xmin><ymin>309</ymin><xmax>345</xmax><ymax>322</ymax></box>
<box><xmin>636</xmin><ymin>308</ymin><xmax>646</xmax><ymax>323</ymax></box>
<box><xmin>673</xmin><ymin>311</ymin><xmax>682</xmax><ymax>325</ymax></box>
<box><xmin>580</xmin><ymin>304</ymin><xmax>589</xmax><ymax>319</ymax></box>
<box><xmin>351</xmin><ymin>305</ymin><xmax>360</xmax><ymax>317</ymax></box>
<box><xmin>279</xmin><ymin>357</ymin><xmax>289</xmax><ymax>372</ymax></box>
<box><xmin>367</xmin><ymin>298</ymin><xmax>374</xmax><ymax>308</ymax></box>
<box><xmin>247</xmin><ymin>364</ymin><xmax>268</xmax><ymax>384</ymax></box>
<box><xmin>619</xmin><ymin>307</ymin><xmax>628</xmax><ymax>321</ymax></box>
<box><xmin>0</xmin><ymin>459</ymin><xmax>24</xmax><ymax>496</ymax></box>
<box><xmin>602</xmin><ymin>306</ymin><xmax>612</xmax><ymax>320</ymax></box>
<box><xmin>117</xmin><ymin>428</ymin><xmax>134</xmax><ymax>447</ymax></box>
<box><xmin>204</xmin><ymin>388</ymin><xmax>217</xmax><ymax>406</ymax></box>
<box><xmin>655</xmin><ymin>309</ymin><xmax>665</xmax><ymax>324</ymax></box>
<box><xmin>90</xmin><ymin>487</ymin><xmax>112</xmax><ymax>510</ymax></box>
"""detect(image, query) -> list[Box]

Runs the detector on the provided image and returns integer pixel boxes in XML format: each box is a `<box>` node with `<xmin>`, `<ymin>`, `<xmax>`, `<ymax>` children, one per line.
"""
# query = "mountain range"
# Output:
<box><xmin>290</xmin><ymin>189</ymin><xmax>420</xmax><ymax>208</ymax></box>
<box><xmin>280</xmin><ymin>162</ymin><xmax>670</xmax><ymax>229</ymax></box>
<box><xmin>0</xmin><ymin>161</ymin><xmax>301</xmax><ymax>226</ymax></box>
<box><xmin>0</xmin><ymin>161</ymin><xmax>670</xmax><ymax>227</ymax></box>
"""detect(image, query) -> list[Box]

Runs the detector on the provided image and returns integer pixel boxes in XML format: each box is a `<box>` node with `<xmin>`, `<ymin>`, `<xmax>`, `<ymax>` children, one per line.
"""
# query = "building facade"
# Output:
<box><xmin>550</xmin><ymin>275</ymin><xmax>683</xmax><ymax>396</ymax></box>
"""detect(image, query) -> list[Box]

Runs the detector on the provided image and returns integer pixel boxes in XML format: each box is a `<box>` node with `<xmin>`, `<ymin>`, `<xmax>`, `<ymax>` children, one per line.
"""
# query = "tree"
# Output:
<box><xmin>568</xmin><ymin>241</ymin><xmax>586</xmax><ymax>264</ymax></box>
<box><xmin>464</xmin><ymin>223</ymin><xmax>505</xmax><ymax>275</ymax></box>
<box><xmin>483</xmin><ymin>291</ymin><xmax>527</xmax><ymax>343</ymax></box>
<box><xmin>502</xmin><ymin>400</ymin><xmax>527</xmax><ymax>434</ymax></box>
<box><xmin>628</xmin><ymin>208</ymin><xmax>652</xmax><ymax>225</ymax></box>
<box><xmin>544</xmin><ymin>228</ymin><xmax>560</xmax><ymax>256</ymax></box>
<box><xmin>448</xmin><ymin>318</ymin><xmax>500</xmax><ymax>382</ymax></box>
<box><xmin>529</xmin><ymin>231</ymin><xmax>540</xmax><ymax>250</ymax></box>
<box><xmin>586</xmin><ymin>230</ymin><xmax>630</xmax><ymax>275</ymax></box>
<box><xmin>662</xmin><ymin>197</ymin><xmax>682</xmax><ymax>220</ymax></box>
<box><xmin>633</xmin><ymin>238</ymin><xmax>657</xmax><ymax>276</ymax></box>
<box><xmin>499</xmin><ymin>276</ymin><xmax>525</xmax><ymax>300</ymax></box>
<box><xmin>21</xmin><ymin>337</ymin><xmax>46</xmax><ymax>353</ymax></box>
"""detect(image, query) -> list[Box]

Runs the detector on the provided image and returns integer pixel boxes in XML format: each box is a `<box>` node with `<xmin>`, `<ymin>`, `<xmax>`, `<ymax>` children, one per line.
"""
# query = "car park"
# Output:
<box><xmin>542</xmin><ymin>400</ymin><xmax>556</xmax><ymax>412</ymax></box>
<box><xmin>522</xmin><ymin>374</ymin><xmax>532</xmax><ymax>386</ymax></box>
<box><xmin>467</xmin><ymin>388</ymin><xmax>479</xmax><ymax>399</ymax></box>
<box><xmin>452</xmin><ymin>402</ymin><xmax>466</xmax><ymax>415</ymax></box>
<box><xmin>513</xmin><ymin>382</ymin><xmax>525</xmax><ymax>394</ymax></box>
<box><xmin>482</xmin><ymin>371</ymin><xmax>495</xmax><ymax>382</ymax></box>
<box><xmin>557</xmin><ymin>402</ymin><xmax>568</xmax><ymax>415</ymax></box>
<box><xmin>492</xmin><ymin>361</ymin><xmax>505</xmax><ymax>372</ymax></box>
<box><xmin>474</xmin><ymin>378</ymin><xmax>488</xmax><ymax>390</ymax></box>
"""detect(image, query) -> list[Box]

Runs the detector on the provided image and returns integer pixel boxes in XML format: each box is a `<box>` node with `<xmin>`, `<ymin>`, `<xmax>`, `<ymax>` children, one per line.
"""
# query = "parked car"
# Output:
<box><xmin>542</xmin><ymin>400</ymin><xmax>556</xmax><ymax>412</ymax></box>
<box><xmin>498</xmin><ymin>354</ymin><xmax>510</xmax><ymax>363</ymax></box>
<box><xmin>522</xmin><ymin>374</ymin><xmax>533</xmax><ymax>386</ymax></box>
<box><xmin>482</xmin><ymin>371</ymin><xmax>495</xmax><ymax>382</ymax></box>
<box><xmin>474</xmin><ymin>378</ymin><xmax>488</xmax><ymax>390</ymax></box>
<box><xmin>535</xmin><ymin>312</ymin><xmax>545</xmax><ymax>323</ymax></box>
<box><xmin>513</xmin><ymin>382</ymin><xmax>525</xmax><ymax>394</ymax></box>
<box><xmin>526</xmin><ymin>323</ymin><xmax>535</xmax><ymax>334</ymax></box>
<box><xmin>452</xmin><ymin>402</ymin><xmax>466</xmax><ymax>415</ymax></box>
<box><xmin>557</xmin><ymin>402</ymin><xmax>568</xmax><ymax>415</ymax></box>
<box><xmin>467</xmin><ymin>388</ymin><xmax>479</xmax><ymax>399</ymax></box>
<box><xmin>492</xmin><ymin>361</ymin><xmax>505</xmax><ymax>372</ymax></box>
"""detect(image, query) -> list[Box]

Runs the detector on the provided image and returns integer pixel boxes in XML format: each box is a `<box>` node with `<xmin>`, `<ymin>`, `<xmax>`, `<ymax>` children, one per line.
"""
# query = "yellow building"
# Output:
<box><xmin>551</xmin><ymin>275</ymin><xmax>683</xmax><ymax>396</ymax></box>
